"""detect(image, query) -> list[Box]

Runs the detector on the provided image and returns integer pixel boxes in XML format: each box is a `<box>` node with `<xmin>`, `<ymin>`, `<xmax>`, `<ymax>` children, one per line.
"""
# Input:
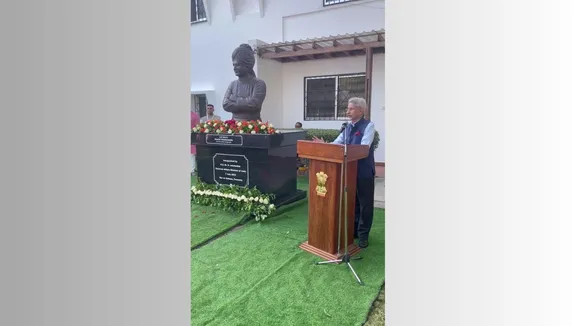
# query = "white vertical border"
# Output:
<box><xmin>386</xmin><ymin>1</ymin><xmax>580</xmax><ymax>325</ymax></box>
<box><xmin>0</xmin><ymin>0</ymin><xmax>191</xmax><ymax>325</ymax></box>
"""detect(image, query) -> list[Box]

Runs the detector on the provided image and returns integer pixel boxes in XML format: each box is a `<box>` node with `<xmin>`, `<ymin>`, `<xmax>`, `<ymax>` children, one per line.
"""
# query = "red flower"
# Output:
<box><xmin>355</xmin><ymin>131</ymin><xmax>361</xmax><ymax>136</ymax></box>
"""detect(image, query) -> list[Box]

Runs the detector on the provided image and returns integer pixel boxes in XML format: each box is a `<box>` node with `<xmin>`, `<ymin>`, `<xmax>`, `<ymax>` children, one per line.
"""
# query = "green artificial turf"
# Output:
<box><xmin>297</xmin><ymin>174</ymin><xmax>309</xmax><ymax>191</ymax></box>
<box><xmin>190</xmin><ymin>175</ymin><xmax>248</xmax><ymax>248</ymax></box>
<box><xmin>191</xmin><ymin>200</ymin><xmax>385</xmax><ymax>326</ymax></box>
<box><xmin>190</xmin><ymin>204</ymin><xmax>247</xmax><ymax>249</ymax></box>
<box><xmin>190</xmin><ymin>175</ymin><xmax>310</xmax><ymax>249</ymax></box>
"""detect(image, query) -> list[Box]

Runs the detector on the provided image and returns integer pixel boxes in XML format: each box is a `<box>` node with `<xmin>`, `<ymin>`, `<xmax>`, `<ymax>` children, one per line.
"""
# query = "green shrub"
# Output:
<box><xmin>296</xmin><ymin>128</ymin><xmax>380</xmax><ymax>169</ymax></box>
<box><xmin>304</xmin><ymin>128</ymin><xmax>380</xmax><ymax>152</ymax></box>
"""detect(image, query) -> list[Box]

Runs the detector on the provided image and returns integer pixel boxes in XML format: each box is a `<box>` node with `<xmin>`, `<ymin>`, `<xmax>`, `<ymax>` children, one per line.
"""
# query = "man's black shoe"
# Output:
<box><xmin>358</xmin><ymin>239</ymin><xmax>369</xmax><ymax>248</ymax></box>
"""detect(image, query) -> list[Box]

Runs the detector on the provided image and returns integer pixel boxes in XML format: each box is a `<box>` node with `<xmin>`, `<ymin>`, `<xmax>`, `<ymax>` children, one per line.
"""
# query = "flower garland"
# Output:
<box><xmin>192</xmin><ymin>119</ymin><xmax>281</xmax><ymax>135</ymax></box>
<box><xmin>191</xmin><ymin>180</ymin><xmax>276</xmax><ymax>221</ymax></box>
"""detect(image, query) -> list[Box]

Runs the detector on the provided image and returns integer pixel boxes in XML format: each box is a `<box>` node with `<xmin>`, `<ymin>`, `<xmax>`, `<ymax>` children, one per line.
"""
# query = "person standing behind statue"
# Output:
<box><xmin>222</xmin><ymin>44</ymin><xmax>267</xmax><ymax>121</ymax></box>
<box><xmin>295</xmin><ymin>122</ymin><xmax>304</xmax><ymax>168</ymax></box>
<box><xmin>200</xmin><ymin>104</ymin><xmax>221</xmax><ymax>123</ymax></box>
<box><xmin>191</xmin><ymin>110</ymin><xmax>200</xmax><ymax>174</ymax></box>
<box><xmin>312</xmin><ymin>97</ymin><xmax>376</xmax><ymax>249</ymax></box>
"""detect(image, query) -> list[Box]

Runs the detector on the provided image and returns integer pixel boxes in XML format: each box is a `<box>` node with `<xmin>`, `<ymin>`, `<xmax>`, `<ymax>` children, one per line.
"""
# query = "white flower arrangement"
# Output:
<box><xmin>191</xmin><ymin>182</ymin><xmax>276</xmax><ymax>221</ymax></box>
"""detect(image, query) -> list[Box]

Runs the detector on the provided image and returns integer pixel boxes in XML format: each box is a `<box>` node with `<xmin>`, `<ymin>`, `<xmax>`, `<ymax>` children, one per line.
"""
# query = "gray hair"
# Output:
<box><xmin>348</xmin><ymin>97</ymin><xmax>367</xmax><ymax>111</ymax></box>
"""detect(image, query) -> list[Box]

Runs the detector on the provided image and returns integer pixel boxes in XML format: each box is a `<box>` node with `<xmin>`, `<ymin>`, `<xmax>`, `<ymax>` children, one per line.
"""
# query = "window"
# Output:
<box><xmin>191</xmin><ymin>0</ymin><xmax>207</xmax><ymax>23</ymax></box>
<box><xmin>323</xmin><ymin>0</ymin><xmax>359</xmax><ymax>6</ymax></box>
<box><xmin>192</xmin><ymin>93</ymin><xmax>207</xmax><ymax>116</ymax></box>
<box><xmin>304</xmin><ymin>73</ymin><xmax>366</xmax><ymax>120</ymax></box>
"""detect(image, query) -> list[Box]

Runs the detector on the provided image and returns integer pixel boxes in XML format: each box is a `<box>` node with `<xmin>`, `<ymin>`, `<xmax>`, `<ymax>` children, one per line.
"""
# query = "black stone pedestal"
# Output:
<box><xmin>191</xmin><ymin>130</ymin><xmax>307</xmax><ymax>207</ymax></box>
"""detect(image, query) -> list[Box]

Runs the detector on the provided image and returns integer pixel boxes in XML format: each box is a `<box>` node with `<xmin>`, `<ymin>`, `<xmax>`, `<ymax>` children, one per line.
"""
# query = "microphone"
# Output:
<box><xmin>339</xmin><ymin>122</ymin><xmax>348</xmax><ymax>133</ymax></box>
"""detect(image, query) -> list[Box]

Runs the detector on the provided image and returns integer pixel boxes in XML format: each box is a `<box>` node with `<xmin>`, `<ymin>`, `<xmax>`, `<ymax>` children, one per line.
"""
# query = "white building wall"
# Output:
<box><xmin>191</xmin><ymin>0</ymin><xmax>385</xmax><ymax>161</ymax></box>
<box><xmin>281</xmin><ymin>54</ymin><xmax>385</xmax><ymax>162</ymax></box>
<box><xmin>254</xmin><ymin>47</ymin><xmax>284</xmax><ymax>126</ymax></box>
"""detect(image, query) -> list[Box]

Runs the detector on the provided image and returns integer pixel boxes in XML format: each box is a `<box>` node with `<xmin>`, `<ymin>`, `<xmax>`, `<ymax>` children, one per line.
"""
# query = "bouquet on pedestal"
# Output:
<box><xmin>192</xmin><ymin>120</ymin><xmax>280</xmax><ymax>135</ymax></box>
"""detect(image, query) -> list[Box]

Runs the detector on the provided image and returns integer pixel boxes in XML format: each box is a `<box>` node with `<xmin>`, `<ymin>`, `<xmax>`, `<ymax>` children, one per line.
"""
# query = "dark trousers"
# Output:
<box><xmin>354</xmin><ymin>177</ymin><xmax>375</xmax><ymax>241</ymax></box>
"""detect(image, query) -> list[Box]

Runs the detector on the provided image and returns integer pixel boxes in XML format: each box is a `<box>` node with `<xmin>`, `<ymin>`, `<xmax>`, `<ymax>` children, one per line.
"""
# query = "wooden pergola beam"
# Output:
<box><xmin>312</xmin><ymin>43</ymin><xmax>332</xmax><ymax>58</ymax></box>
<box><xmin>266</xmin><ymin>32</ymin><xmax>383</xmax><ymax>48</ymax></box>
<box><xmin>364</xmin><ymin>47</ymin><xmax>373</xmax><ymax>120</ymax></box>
<box><xmin>260</xmin><ymin>41</ymin><xmax>385</xmax><ymax>59</ymax></box>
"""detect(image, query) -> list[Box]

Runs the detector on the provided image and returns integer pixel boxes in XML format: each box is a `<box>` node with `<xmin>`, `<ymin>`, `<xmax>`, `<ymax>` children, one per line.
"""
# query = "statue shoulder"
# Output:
<box><xmin>254</xmin><ymin>78</ymin><xmax>266</xmax><ymax>88</ymax></box>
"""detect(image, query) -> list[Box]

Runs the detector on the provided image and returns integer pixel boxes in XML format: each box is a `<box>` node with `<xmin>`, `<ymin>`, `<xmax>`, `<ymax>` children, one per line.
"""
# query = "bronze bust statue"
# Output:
<box><xmin>222</xmin><ymin>44</ymin><xmax>267</xmax><ymax>121</ymax></box>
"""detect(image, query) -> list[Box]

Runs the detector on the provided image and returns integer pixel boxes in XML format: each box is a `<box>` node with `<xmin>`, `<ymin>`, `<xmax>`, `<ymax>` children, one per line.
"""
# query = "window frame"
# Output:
<box><xmin>303</xmin><ymin>72</ymin><xmax>366</xmax><ymax>121</ymax></box>
<box><xmin>323</xmin><ymin>0</ymin><xmax>359</xmax><ymax>7</ymax></box>
<box><xmin>191</xmin><ymin>0</ymin><xmax>208</xmax><ymax>24</ymax></box>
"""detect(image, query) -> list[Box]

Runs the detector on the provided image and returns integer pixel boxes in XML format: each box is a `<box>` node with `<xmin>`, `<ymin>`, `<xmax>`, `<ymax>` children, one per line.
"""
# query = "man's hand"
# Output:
<box><xmin>312</xmin><ymin>136</ymin><xmax>325</xmax><ymax>143</ymax></box>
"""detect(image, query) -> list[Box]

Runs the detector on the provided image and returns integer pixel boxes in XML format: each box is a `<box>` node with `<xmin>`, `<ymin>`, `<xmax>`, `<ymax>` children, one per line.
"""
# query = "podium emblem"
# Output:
<box><xmin>315</xmin><ymin>171</ymin><xmax>328</xmax><ymax>197</ymax></box>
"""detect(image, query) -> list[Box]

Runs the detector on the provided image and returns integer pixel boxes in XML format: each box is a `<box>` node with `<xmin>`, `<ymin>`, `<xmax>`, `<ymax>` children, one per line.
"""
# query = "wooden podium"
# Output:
<box><xmin>296</xmin><ymin>140</ymin><xmax>370</xmax><ymax>260</ymax></box>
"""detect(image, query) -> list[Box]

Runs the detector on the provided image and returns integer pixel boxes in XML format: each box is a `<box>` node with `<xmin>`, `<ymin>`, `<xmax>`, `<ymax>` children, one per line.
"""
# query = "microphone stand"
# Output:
<box><xmin>315</xmin><ymin>122</ymin><xmax>364</xmax><ymax>286</ymax></box>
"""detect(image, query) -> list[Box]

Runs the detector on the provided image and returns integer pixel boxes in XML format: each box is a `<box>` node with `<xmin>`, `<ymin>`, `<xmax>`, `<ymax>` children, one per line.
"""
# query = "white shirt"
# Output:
<box><xmin>200</xmin><ymin>115</ymin><xmax>221</xmax><ymax>123</ymax></box>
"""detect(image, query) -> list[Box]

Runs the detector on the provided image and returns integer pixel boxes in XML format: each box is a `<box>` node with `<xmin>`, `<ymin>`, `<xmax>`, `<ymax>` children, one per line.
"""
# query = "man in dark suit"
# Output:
<box><xmin>313</xmin><ymin>97</ymin><xmax>376</xmax><ymax>248</ymax></box>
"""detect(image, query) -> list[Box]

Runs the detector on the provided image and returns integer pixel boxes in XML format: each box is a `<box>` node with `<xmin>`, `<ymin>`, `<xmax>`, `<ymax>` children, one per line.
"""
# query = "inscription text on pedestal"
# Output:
<box><xmin>212</xmin><ymin>153</ymin><xmax>249</xmax><ymax>187</ymax></box>
<box><xmin>206</xmin><ymin>134</ymin><xmax>243</xmax><ymax>146</ymax></box>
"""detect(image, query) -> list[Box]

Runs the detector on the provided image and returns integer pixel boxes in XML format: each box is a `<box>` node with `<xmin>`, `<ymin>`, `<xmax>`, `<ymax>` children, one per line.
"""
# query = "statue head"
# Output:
<box><xmin>231</xmin><ymin>44</ymin><xmax>256</xmax><ymax>78</ymax></box>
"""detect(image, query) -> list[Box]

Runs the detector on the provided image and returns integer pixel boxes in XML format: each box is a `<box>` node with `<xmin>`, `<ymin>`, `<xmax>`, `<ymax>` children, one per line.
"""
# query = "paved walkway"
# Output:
<box><xmin>374</xmin><ymin>177</ymin><xmax>385</xmax><ymax>208</ymax></box>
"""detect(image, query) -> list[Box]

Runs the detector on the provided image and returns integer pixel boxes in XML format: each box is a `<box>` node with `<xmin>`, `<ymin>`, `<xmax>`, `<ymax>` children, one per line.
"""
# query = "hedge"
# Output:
<box><xmin>297</xmin><ymin>128</ymin><xmax>380</xmax><ymax>169</ymax></box>
<box><xmin>303</xmin><ymin>128</ymin><xmax>380</xmax><ymax>152</ymax></box>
